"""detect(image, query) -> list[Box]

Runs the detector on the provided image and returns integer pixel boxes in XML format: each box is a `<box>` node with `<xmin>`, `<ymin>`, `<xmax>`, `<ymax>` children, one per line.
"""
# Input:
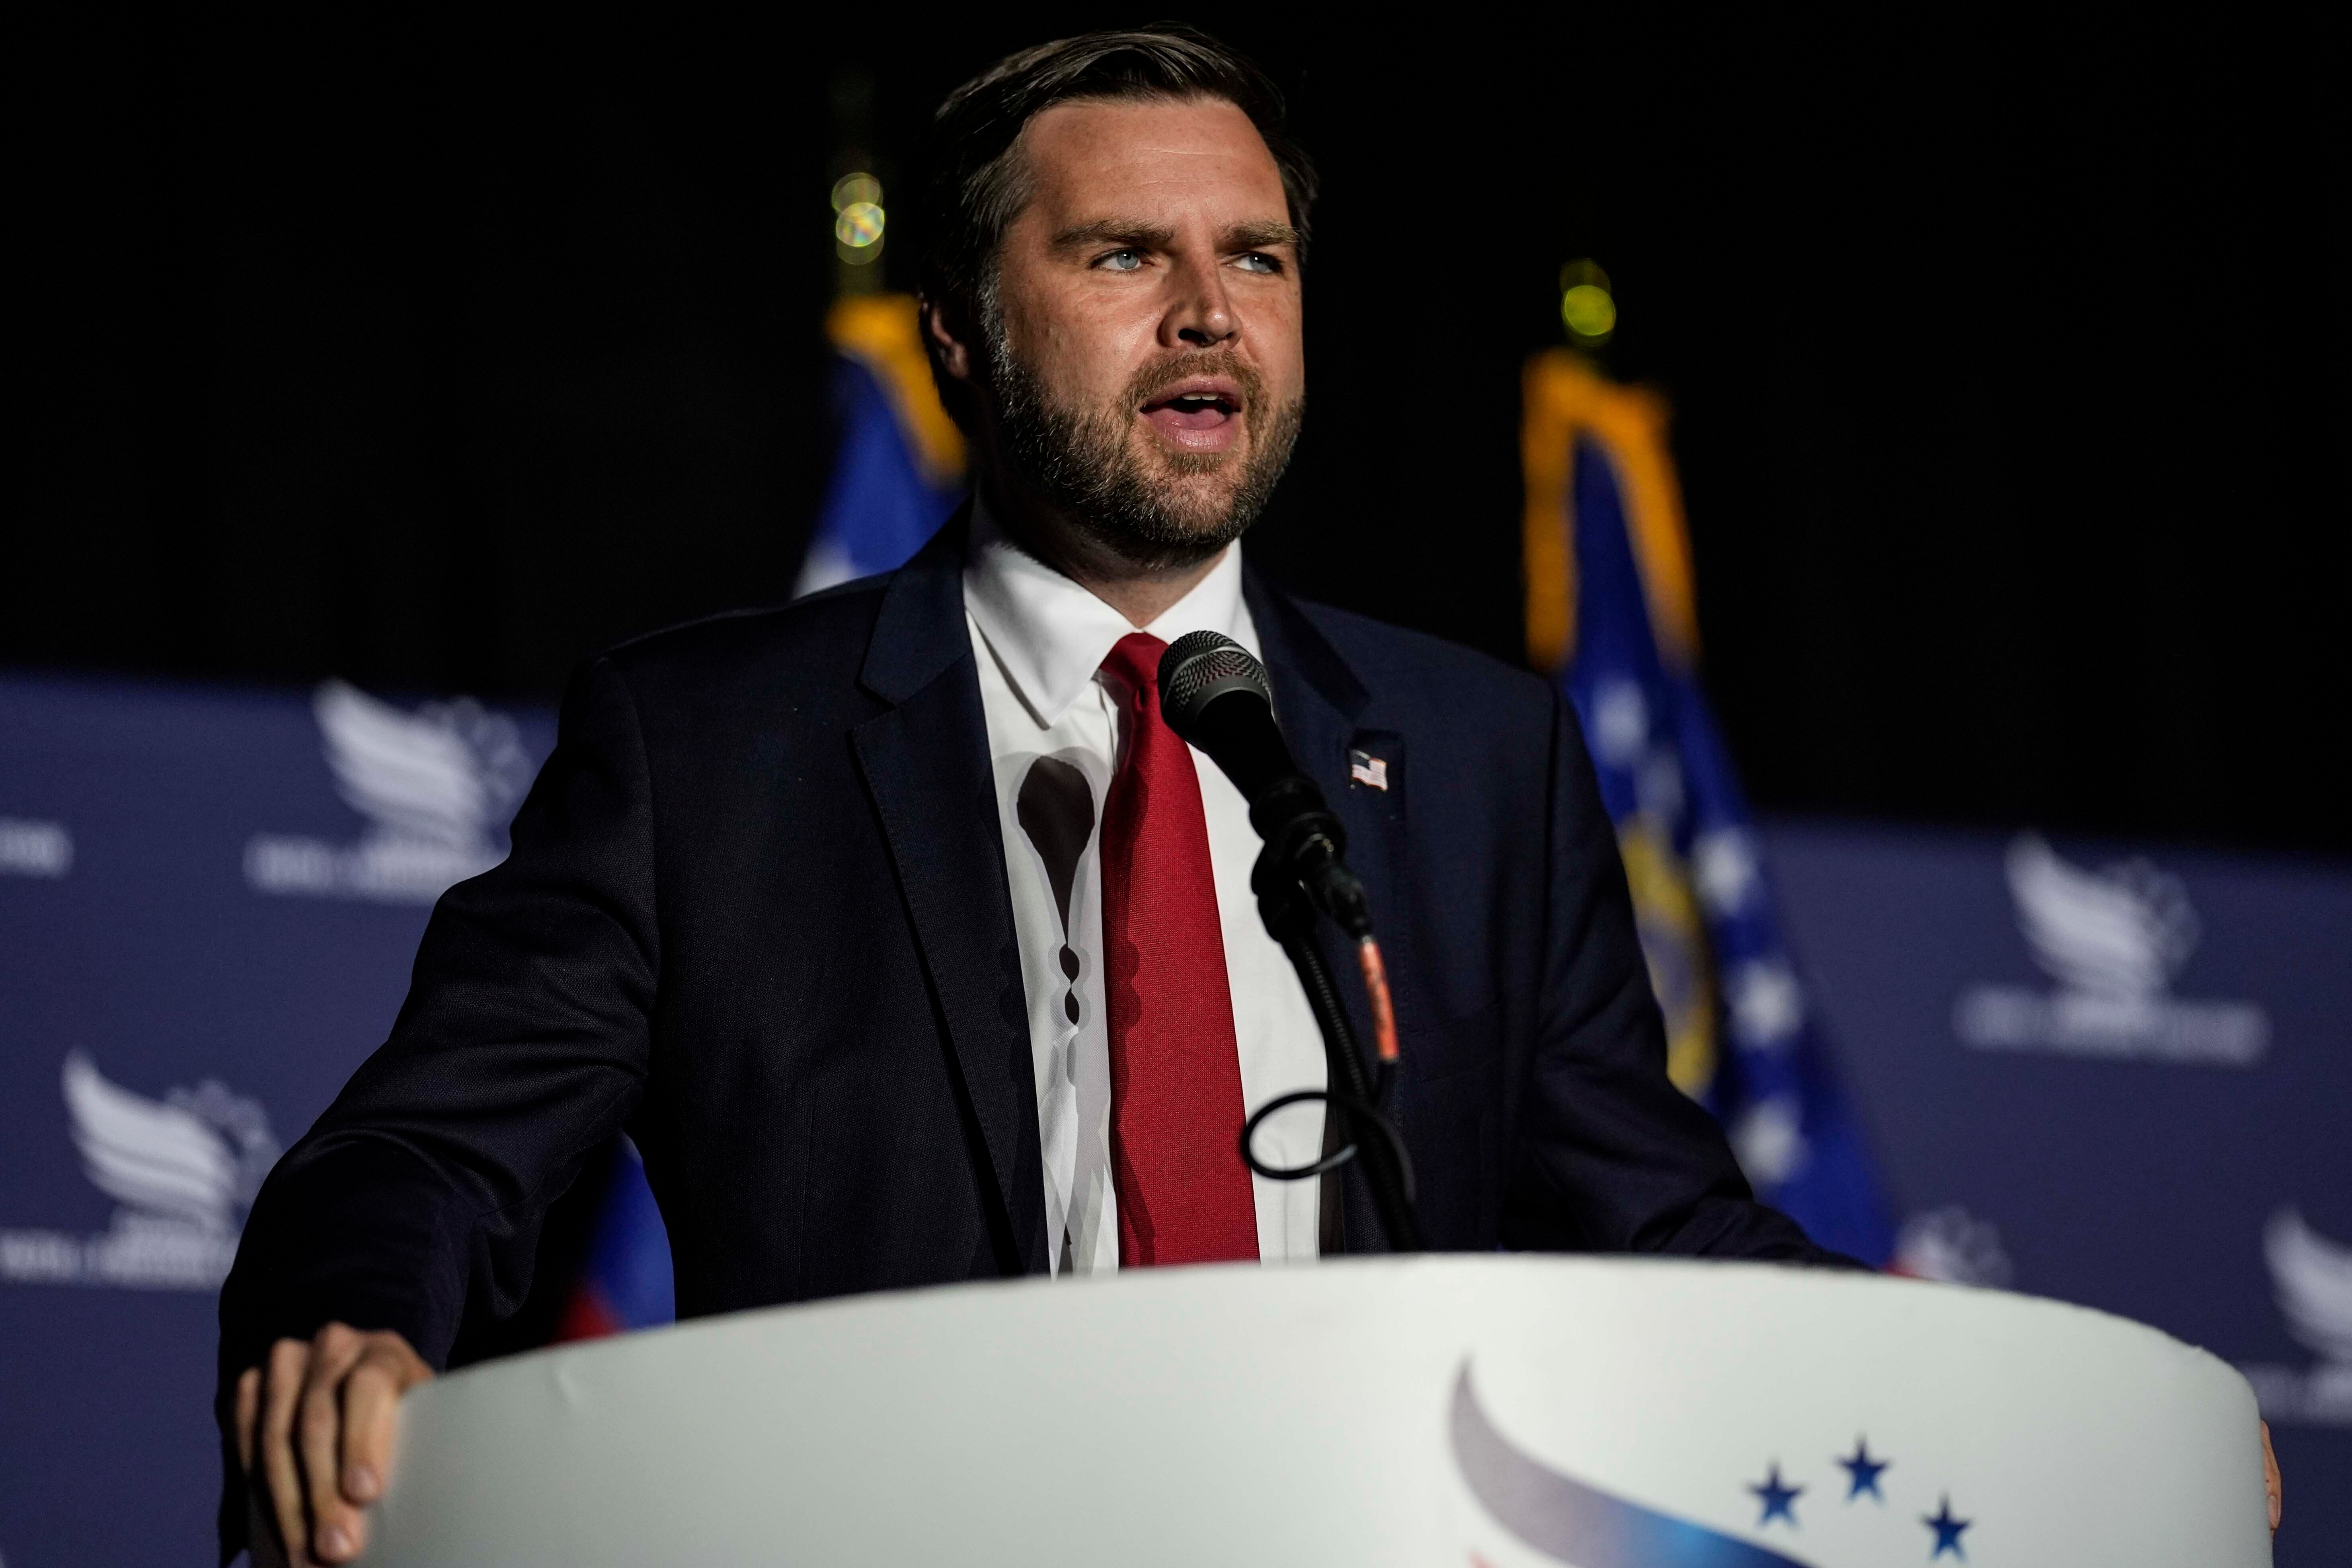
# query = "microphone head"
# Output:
<box><xmin>1157</xmin><ymin>630</ymin><xmax>1272</xmax><ymax>741</ymax></box>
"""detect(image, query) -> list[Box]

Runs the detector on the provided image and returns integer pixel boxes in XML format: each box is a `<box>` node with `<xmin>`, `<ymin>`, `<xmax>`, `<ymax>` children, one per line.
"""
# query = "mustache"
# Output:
<box><xmin>982</xmin><ymin>327</ymin><xmax>1306</xmax><ymax>571</ymax></box>
<box><xmin>1123</xmin><ymin>350</ymin><xmax>1264</xmax><ymax>412</ymax></box>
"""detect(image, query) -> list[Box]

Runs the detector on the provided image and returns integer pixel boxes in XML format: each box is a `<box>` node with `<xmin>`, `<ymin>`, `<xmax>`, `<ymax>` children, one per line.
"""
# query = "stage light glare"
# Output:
<box><xmin>835</xmin><ymin>201</ymin><xmax>885</xmax><ymax>251</ymax></box>
<box><xmin>1562</xmin><ymin>282</ymin><xmax>1617</xmax><ymax>341</ymax></box>
<box><xmin>830</xmin><ymin>173</ymin><xmax>883</xmax><ymax>213</ymax></box>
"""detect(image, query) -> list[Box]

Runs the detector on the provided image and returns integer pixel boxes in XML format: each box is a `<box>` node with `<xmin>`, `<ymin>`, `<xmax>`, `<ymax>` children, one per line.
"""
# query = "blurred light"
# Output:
<box><xmin>832</xmin><ymin>172</ymin><xmax>886</xmax><ymax>269</ymax></box>
<box><xmin>830</xmin><ymin>173</ymin><xmax>883</xmax><ymax>212</ymax></box>
<box><xmin>835</xmin><ymin>201</ymin><xmax>885</xmax><ymax>262</ymax></box>
<box><xmin>1559</xmin><ymin>259</ymin><xmax>1616</xmax><ymax>345</ymax></box>
<box><xmin>1562</xmin><ymin>284</ymin><xmax>1617</xmax><ymax>339</ymax></box>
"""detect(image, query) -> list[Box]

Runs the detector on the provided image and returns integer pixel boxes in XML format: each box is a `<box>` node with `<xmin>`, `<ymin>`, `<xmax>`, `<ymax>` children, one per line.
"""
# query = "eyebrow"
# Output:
<box><xmin>1222</xmin><ymin>220</ymin><xmax>1302</xmax><ymax>253</ymax></box>
<box><xmin>1047</xmin><ymin>218</ymin><xmax>1302</xmax><ymax>254</ymax></box>
<box><xmin>1050</xmin><ymin>219</ymin><xmax>1177</xmax><ymax>253</ymax></box>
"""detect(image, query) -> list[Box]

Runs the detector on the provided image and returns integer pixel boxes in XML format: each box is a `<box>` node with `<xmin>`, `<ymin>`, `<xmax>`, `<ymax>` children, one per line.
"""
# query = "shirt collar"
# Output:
<box><xmin>963</xmin><ymin>490</ymin><xmax>1259</xmax><ymax>729</ymax></box>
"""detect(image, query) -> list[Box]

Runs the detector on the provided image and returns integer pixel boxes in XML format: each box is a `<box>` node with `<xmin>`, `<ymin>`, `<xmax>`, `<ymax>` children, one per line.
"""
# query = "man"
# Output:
<box><xmin>217</xmin><ymin>27</ymin><xmax>2072</xmax><ymax>1566</ymax></box>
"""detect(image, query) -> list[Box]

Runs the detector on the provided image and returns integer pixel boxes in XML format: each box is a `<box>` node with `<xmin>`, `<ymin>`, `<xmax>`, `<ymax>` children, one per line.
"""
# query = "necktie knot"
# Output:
<box><xmin>1100</xmin><ymin>631</ymin><xmax>1168</xmax><ymax>702</ymax></box>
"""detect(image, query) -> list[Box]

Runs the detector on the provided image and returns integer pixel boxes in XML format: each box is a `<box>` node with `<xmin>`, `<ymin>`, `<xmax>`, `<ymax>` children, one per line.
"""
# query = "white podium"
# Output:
<box><xmin>365</xmin><ymin>1256</ymin><xmax>2269</xmax><ymax>1566</ymax></box>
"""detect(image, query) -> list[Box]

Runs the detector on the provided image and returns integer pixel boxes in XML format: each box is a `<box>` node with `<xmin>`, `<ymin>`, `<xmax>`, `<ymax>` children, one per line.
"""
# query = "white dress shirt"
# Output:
<box><xmin>963</xmin><ymin>498</ymin><xmax>1326</xmax><ymax>1274</ymax></box>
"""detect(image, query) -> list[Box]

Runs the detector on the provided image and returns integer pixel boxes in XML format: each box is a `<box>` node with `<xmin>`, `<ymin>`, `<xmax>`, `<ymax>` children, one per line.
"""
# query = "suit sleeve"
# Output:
<box><xmin>215</xmin><ymin>656</ymin><xmax>660</xmax><ymax>1551</ymax></box>
<box><xmin>1500</xmin><ymin>688</ymin><xmax>1837</xmax><ymax>1263</ymax></box>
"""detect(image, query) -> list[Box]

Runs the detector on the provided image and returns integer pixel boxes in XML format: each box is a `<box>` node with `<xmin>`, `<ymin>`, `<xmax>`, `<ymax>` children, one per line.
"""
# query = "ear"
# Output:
<box><xmin>918</xmin><ymin>286</ymin><xmax>978</xmax><ymax>386</ymax></box>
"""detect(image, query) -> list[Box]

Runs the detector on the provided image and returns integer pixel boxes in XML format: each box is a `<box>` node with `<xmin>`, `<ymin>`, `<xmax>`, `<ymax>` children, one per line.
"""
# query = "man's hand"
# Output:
<box><xmin>2262</xmin><ymin>1419</ymin><xmax>2282</xmax><ymax>1535</ymax></box>
<box><xmin>235</xmin><ymin>1323</ymin><xmax>433</xmax><ymax>1565</ymax></box>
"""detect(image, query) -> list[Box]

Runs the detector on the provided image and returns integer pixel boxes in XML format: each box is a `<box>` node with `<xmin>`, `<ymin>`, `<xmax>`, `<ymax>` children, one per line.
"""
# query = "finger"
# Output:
<box><xmin>249</xmin><ymin>1481</ymin><xmax>294</xmax><ymax>1568</ymax></box>
<box><xmin>2261</xmin><ymin>1420</ymin><xmax>2281</xmax><ymax>1531</ymax></box>
<box><xmin>327</xmin><ymin>1342</ymin><xmax>429</xmax><ymax>1562</ymax></box>
<box><xmin>260</xmin><ymin>1339</ymin><xmax>313</xmax><ymax>1565</ymax></box>
<box><xmin>339</xmin><ymin>1352</ymin><xmax>408</xmax><ymax>1507</ymax></box>
<box><xmin>236</xmin><ymin>1367</ymin><xmax>262</xmax><ymax>1475</ymax></box>
<box><xmin>300</xmin><ymin>1326</ymin><xmax>370</xmax><ymax>1562</ymax></box>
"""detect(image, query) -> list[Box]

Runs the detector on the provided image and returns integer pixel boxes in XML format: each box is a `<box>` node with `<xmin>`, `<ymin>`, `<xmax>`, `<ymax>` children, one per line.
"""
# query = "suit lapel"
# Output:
<box><xmin>850</xmin><ymin>516</ymin><xmax>1048</xmax><ymax>1275</ymax></box>
<box><xmin>1244</xmin><ymin>571</ymin><xmax>1424</xmax><ymax>1253</ymax></box>
<box><xmin>1243</xmin><ymin>570</ymin><xmax>1410</xmax><ymax>963</ymax></box>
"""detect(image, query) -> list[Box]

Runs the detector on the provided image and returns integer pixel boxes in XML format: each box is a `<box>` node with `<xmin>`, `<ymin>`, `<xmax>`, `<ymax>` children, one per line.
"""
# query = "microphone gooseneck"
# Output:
<box><xmin>1156</xmin><ymin>631</ymin><xmax>1419</xmax><ymax>1251</ymax></box>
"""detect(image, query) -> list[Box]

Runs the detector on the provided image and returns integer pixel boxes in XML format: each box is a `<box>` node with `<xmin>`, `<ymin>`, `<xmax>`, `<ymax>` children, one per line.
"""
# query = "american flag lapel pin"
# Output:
<box><xmin>1349</xmin><ymin>749</ymin><xmax>1389</xmax><ymax>791</ymax></box>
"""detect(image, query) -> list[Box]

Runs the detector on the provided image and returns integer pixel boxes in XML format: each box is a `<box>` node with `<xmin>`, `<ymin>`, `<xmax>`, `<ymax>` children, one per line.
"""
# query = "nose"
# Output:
<box><xmin>1162</xmin><ymin>250</ymin><xmax>1236</xmax><ymax>350</ymax></box>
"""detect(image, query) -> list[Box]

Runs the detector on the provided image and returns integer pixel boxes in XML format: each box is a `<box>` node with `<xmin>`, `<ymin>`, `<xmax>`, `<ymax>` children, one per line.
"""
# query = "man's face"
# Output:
<box><xmin>967</xmin><ymin>95</ymin><xmax>1306</xmax><ymax>566</ymax></box>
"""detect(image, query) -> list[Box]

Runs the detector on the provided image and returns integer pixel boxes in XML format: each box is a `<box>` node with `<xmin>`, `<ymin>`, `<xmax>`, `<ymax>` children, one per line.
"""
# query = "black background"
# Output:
<box><xmin>16</xmin><ymin>10</ymin><xmax>2346</xmax><ymax>852</ymax></box>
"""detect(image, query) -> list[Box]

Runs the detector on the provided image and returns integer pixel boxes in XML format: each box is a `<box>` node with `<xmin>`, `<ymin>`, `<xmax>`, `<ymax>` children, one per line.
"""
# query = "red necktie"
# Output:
<box><xmin>1097</xmin><ymin>631</ymin><xmax>1260</xmax><ymax>1266</ymax></box>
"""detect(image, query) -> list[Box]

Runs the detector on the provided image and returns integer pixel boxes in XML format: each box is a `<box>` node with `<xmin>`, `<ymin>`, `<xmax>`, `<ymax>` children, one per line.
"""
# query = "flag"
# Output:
<box><xmin>553</xmin><ymin>1138</ymin><xmax>676</xmax><ymax>1340</ymax></box>
<box><xmin>795</xmin><ymin>293</ymin><xmax>969</xmax><ymax>595</ymax></box>
<box><xmin>1523</xmin><ymin>348</ymin><xmax>1895</xmax><ymax>1264</ymax></box>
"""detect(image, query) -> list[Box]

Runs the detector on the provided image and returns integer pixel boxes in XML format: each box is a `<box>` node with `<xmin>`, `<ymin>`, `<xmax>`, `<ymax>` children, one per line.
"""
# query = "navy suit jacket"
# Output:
<box><xmin>216</xmin><ymin>518</ymin><xmax>1825</xmax><ymax>1548</ymax></box>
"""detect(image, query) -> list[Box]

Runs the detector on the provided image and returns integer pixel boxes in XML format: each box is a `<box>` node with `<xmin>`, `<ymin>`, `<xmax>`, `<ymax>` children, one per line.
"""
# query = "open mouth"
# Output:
<box><xmin>1139</xmin><ymin>378</ymin><xmax>1246</xmax><ymax>450</ymax></box>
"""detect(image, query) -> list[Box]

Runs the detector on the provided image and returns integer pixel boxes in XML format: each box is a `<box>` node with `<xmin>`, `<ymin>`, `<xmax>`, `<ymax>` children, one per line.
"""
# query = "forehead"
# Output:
<box><xmin>1014</xmin><ymin>95</ymin><xmax>1287</xmax><ymax>223</ymax></box>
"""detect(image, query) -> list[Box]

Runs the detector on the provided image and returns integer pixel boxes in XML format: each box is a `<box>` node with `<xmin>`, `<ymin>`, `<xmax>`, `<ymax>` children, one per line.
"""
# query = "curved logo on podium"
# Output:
<box><xmin>1451</xmin><ymin>1365</ymin><xmax>1973</xmax><ymax>1566</ymax></box>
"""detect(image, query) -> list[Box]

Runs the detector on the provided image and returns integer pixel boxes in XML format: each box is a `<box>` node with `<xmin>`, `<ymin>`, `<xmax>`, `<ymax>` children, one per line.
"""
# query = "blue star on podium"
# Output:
<box><xmin>1747</xmin><ymin>1462</ymin><xmax>1804</xmax><ymax>1527</ymax></box>
<box><xmin>1924</xmin><ymin>1494</ymin><xmax>1972</xmax><ymax>1558</ymax></box>
<box><xmin>1836</xmin><ymin>1436</ymin><xmax>1889</xmax><ymax>1500</ymax></box>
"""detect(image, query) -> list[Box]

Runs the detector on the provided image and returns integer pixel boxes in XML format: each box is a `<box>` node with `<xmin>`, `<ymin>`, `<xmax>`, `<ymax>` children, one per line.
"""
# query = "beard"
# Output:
<box><xmin>983</xmin><ymin>329</ymin><xmax>1305</xmax><ymax>571</ymax></box>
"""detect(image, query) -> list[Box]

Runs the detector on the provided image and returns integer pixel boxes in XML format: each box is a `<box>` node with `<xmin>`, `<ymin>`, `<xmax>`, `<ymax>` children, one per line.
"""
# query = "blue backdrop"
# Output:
<box><xmin>0</xmin><ymin>674</ymin><xmax>555</xmax><ymax>1564</ymax></box>
<box><xmin>1</xmin><ymin>674</ymin><xmax>2342</xmax><ymax>1562</ymax></box>
<box><xmin>1761</xmin><ymin>819</ymin><xmax>2350</xmax><ymax>1556</ymax></box>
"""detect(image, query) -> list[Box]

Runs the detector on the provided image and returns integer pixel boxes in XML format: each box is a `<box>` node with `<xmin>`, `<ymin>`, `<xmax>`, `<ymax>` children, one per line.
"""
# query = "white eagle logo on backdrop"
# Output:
<box><xmin>245</xmin><ymin>680</ymin><xmax>532</xmax><ymax>904</ymax></box>
<box><xmin>315</xmin><ymin>680</ymin><xmax>525</xmax><ymax>852</ymax></box>
<box><xmin>2239</xmin><ymin>1209</ymin><xmax>2352</xmax><ymax>1429</ymax></box>
<box><xmin>2266</xmin><ymin>1209</ymin><xmax>2352</xmax><ymax>1367</ymax></box>
<box><xmin>2006</xmin><ymin>835</ymin><xmax>2197</xmax><ymax>1000</ymax></box>
<box><xmin>0</xmin><ymin>1055</ymin><xmax>279</xmax><ymax>1290</ymax></box>
<box><xmin>62</xmin><ymin>1052</ymin><xmax>275</xmax><ymax>1233</ymax></box>
<box><xmin>1951</xmin><ymin>834</ymin><xmax>2268</xmax><ymax>1066</ymax></box>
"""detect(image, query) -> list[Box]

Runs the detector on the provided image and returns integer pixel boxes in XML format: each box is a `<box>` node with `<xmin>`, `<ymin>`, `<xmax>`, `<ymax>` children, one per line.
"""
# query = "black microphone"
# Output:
<box><xmin>1160</xmin><ymin>632</ymin><xmax>1418</xmax><ymax>1251</ymax></box>
<box><xmin>1156</xmin><ymin>631</ymin><xmax>1372</xmax><ymax>938</ymax></box>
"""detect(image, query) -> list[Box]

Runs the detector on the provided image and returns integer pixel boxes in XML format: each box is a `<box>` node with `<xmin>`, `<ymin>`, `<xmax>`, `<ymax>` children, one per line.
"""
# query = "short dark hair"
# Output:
<box><xmin>913</xmin><ymin>25</ymin><xmax>1317</xmax><ymax>308</ymax></box>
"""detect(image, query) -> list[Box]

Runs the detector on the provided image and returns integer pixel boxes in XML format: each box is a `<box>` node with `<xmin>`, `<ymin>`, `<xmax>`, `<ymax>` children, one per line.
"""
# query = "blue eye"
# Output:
<box><xmin>1100</xmin><ymin>250</ymin><xmax>1144</xmax><ymax>273</ymax></box>
<box><xmin>1235</xmin><ymin>252</ymin><xmax>1280</xmax><ymax>274</ymax></box>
